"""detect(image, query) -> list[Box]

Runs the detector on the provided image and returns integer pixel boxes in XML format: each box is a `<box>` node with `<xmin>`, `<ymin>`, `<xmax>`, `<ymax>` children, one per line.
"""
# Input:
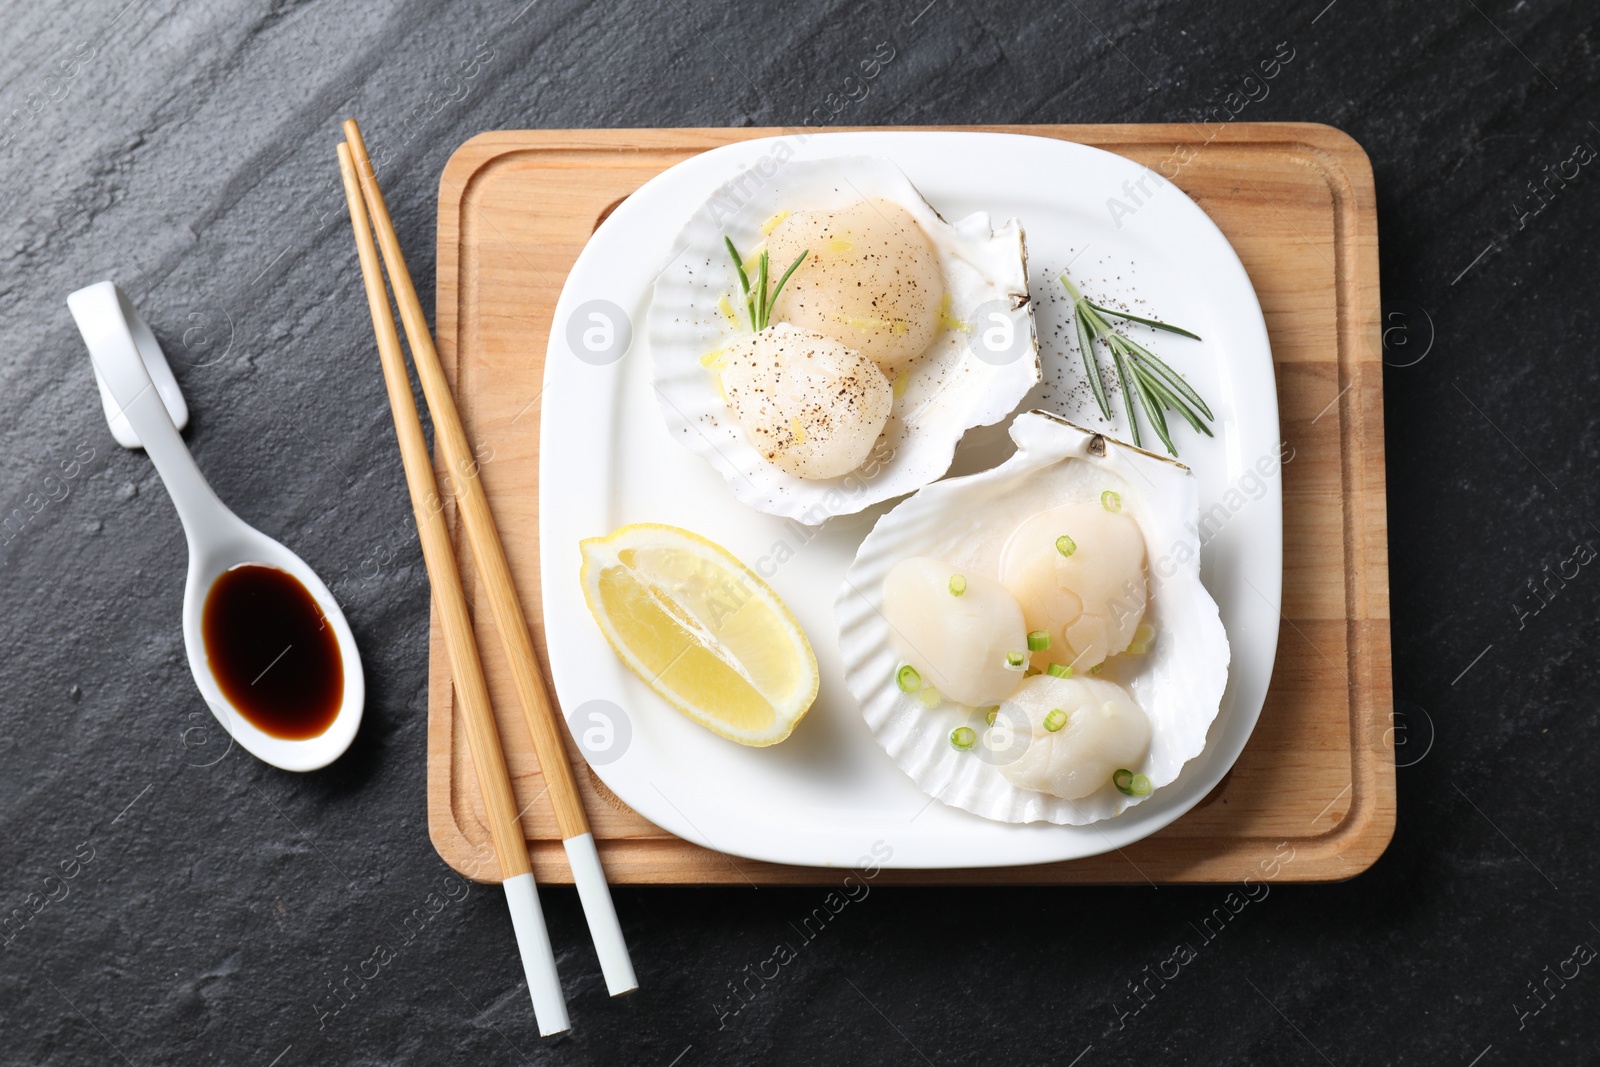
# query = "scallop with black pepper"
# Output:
<box><xmin>719</xmin><ymin>323</ymin><xmax>893</xmax><ymax>480</ymax></box>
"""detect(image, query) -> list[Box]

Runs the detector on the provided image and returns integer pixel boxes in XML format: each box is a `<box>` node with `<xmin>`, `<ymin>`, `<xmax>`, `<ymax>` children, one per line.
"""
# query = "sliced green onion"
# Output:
<box><xmin>948</xmin><ymin>574</ymin><xmax>967</xmax><ymax>596</ymax></box>
<box><xmin>1027</xmin><ymin>630</ymin><xmax>1051</xmax><ymax>651</ymax></box>
<box><xmin>1089</xmin><ymin>662</ymin><xmax>1104</xmax><ymax>675</ymax></box>
<box><xmin>1004</xmin><ymin>650</ymin><xmax>1026</xmax><ymax>670</ymax></box>
<box><xmin>1056</xmin><ymin>534</ymin><xmax>1076</xmax><ymax>557</ymax></box>
<box><xmin>1043</xmin><ymin>708</ymin><xmax>1067</xmax><ymax>732</ymax></box>
<box><xmin>983</xmin><ymin>707</ymin><xmax>999</xmax><ymax>726</ymax></box>
<box><xmin>950</xmin><ymin>726</ymin><xmax>977</xmax><ymax>751</ymax></box>
<box><xmin>1113</xmin><ymin>769</ymin><xmax>1152</xmax><ymax>796</ymax></box>
<box><xmin>919</xmin><ymin>686</ymin><xmax>941</xmax><ymax>708</ymax></box>
<box><xmin>1047</xmin><ymin>663</ymin><xmax>1073</xmax><ymax>679</ymax></box>
<box><xmin>1127</xmin><ymin>623</ymin><xmax>1156</xmax><ymax>655</ymax></box>
<box><xmin>1101</xmin><ymin>489</ymin><xmax>1122</xmax><ymax>512</ymax></box>
<box><xmin>896</xmin><ymin>664</ymin><xmax>921</xmax><ymax>692</ymax></box>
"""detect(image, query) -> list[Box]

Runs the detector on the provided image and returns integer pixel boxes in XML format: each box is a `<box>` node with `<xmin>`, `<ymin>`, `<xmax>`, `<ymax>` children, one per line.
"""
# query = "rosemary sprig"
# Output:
<box><xmin>1060</xmin><ymin>270</ymin><xmax>1213</xmax><ymax>457</ymax></box>
<box><xmin>725</xmin><ymin>237</ymin><xmax>808</xmax><ymax>332</ymax></box>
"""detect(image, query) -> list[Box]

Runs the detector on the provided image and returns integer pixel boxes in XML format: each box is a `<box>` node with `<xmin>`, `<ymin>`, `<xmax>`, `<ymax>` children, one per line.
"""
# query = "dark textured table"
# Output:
<box><xmin>4</xmin><ymin>1</ymin><xmax>1597</xmax><ymax>1063</ymax></box>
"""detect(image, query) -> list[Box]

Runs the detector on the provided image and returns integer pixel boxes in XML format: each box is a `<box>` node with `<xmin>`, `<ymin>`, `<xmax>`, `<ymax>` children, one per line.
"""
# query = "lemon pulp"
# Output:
<box><xmin>579</xmin><ymin>524</ymin><xmax>818</xmax><ymax>746</ymax></box>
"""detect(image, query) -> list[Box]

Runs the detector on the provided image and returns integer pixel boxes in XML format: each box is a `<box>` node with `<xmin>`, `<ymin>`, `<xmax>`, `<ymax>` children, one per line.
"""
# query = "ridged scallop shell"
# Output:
<box><xmin>649</xmin><ymin>155</ymin><xmax>1037</xmax><ymax>524</ymax></box>
<box><xmin>836</xmin><ymin>411</ymin><xmax>1231</xmax><ymax>825</ymax></box>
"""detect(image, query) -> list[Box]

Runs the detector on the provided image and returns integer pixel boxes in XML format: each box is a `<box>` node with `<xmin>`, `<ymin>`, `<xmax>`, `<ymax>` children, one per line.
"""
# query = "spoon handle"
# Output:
<box><xmin>68</xmin><ymin>283</ymin><xmax>236</xmax><ymax>546</ymax></box>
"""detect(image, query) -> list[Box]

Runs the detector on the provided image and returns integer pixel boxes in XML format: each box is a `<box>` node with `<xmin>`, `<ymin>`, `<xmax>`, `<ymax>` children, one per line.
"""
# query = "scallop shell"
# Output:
<box><xmin>649</xmin><ymin>156</ymin><xmax>1038</xmax><ymax>524</ymax></box>
<box><xmin>836</xmin><ymin>411</ymin><xmax>1230</xmax><ymax>825</ymax></box>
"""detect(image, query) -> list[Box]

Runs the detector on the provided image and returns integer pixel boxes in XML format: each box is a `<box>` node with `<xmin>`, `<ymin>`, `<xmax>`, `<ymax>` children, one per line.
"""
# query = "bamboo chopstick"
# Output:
<box><xmin>336</xmin><ymin>142</ymin><xmax>570</xmax><ymax>1037</ymax></box>
<box><xmin>340</xmin><ymin>119</ymin><xmax>636</xmax><ymax>997</ymax></box>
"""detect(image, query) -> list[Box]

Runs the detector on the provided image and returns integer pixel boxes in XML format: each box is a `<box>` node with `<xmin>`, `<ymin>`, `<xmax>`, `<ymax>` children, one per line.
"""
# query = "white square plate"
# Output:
<box><xmin>540</xmin><ymin>132</ymin><xmax>1280</xmax><ymax>869</ymax></box>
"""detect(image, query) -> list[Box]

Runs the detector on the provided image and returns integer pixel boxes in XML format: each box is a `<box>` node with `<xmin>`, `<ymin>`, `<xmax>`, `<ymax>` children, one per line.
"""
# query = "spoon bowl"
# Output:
<box><xmin>181</xmin><ymin>520</ymin><xmax>364</xmax><ymax>772</ymax></box>
<box><xmin>70</xmin><ymin>281</ymin><xmax>363</xmax><ymax>772</ymax></box>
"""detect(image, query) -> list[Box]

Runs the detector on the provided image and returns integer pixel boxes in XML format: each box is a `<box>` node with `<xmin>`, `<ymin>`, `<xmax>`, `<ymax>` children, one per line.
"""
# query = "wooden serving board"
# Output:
<box><xmin>427</xmin><ymin>124</ymin><xmax>1393</xmax><ymax>885</ymax></box>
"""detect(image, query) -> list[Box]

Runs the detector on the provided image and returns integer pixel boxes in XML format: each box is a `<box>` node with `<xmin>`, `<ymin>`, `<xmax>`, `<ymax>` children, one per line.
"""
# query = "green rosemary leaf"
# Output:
<box><xmin>1126</xmin><ymin>351</ymin><xmax>1189</xmax><ymax>416</ymax></box>
<box><xmin>725</xmin><ymin>237</ymin><xmax>751</xmax><ymax>297</ymax></box>
<box><xmin>1119</xmin><ymin>333</ymin><xmax>1213</xmax><ymax>419</ymax></box>
<box><xmin>725</xmin><ymin>237</ymin><xmax>759</xmax><ymax>331</ymax></box>
<box><xmin>1081</xmin><ymin>302</ymin><xmax>1117</xmax><ymax>337</ymax></box>
<box><xmin>1086</xmin><ymin>300</ymin><xmax>1202</xmax><ymax>340</ymax></box>
<box><xmin>1075</xmin><ymin>306</ymin><xmax>1112</xmax><ymax>420</ymax></box>
<box><xmin>1143</xmin><ymin>361</ymin><xmax>1215</xmax><ymax>438</ymax></box>
<box><xmin>769</xmin><ymin>249</ymin><xmax>808</xmax><ymax>320</ymax></box>
<box><xmin>1129</xmin><ymin>356</ymin><xmax>1176</xmax><ymax>455</ymax></box>
<box><xmin>1139</xmin><ymin>367</ymin><xmax>1210</xmax><ymax>437</ymax></box>
<box><xmin>1108</xmin><ymin>340</ymin><xmax>1143</xmax><ymax>449</ymax></box>
<box><xmin>1135</xmin><ymin>360</ymin><xmax>1208</xmax><ymax>439</ymax></box>
<box><xmin>1056</xmin><ymin>267</ymin><xmax>1216</xmax><ymax>460</ymax></box>
<box><xmin>1058</xmin><ymin>269</ymin><xmax>1216</xmax><ymax>457</ymax></box>
<box><xmin>756</xmin><ymin>250</ymin><xmax>770</xmax><ymax>331</ymax></box>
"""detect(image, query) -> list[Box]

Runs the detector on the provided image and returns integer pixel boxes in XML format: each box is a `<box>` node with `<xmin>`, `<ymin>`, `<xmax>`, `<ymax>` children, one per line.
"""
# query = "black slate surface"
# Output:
<box><xmin>3</xmin><ymin>1</ymin><xmax>1598</xmax><ymax>1064</ymax></box>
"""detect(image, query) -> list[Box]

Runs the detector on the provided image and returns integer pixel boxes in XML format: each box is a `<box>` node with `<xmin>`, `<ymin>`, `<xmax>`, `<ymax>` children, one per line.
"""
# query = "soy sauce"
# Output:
<box><xmin>201</xmin><ymin>564</ymin><xmax>343</xmax><ymax>740</ymax></box>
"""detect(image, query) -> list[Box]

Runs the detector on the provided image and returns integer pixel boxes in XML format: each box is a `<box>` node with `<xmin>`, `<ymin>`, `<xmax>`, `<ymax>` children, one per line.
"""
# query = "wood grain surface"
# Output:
<box><xmin>426</xmin><ymin>123</ymin><xmax>1393</xmax><ymax>885</ymax></box>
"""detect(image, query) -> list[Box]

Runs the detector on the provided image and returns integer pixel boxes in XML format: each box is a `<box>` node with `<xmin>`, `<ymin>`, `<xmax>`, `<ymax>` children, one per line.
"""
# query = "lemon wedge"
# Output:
<box><xmin>578</xmin><ymin>524</ymin><xmax>819</xmax><ymax>746</ymax></box>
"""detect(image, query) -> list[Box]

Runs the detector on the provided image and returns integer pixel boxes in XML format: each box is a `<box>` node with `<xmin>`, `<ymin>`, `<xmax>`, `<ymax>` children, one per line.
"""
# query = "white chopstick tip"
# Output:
<box><xmin>502</xmin><ymin>872</ymin><xmax>571</xmax><ymax>1036</ymax></box>
<box><xmin>563</xmin><ymin>833</ymin><xmax>639</xmax><ymax>996</ymax></box>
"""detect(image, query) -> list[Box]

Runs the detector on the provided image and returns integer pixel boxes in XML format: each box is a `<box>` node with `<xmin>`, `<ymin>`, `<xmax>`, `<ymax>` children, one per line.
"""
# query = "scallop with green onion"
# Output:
<box><xmin>992</xmin><ymin>675</ymin><xmax>1151</xmax><ymax>800</ymax></box>
<box><xmin>836</xmin><ymin>413</ymin><xmax>1230</xmax><ymax>827</ymax></box>
<box><xmin>998</xmin><ymin>500</ymin><xmax>1147</xmax><ymax>673</ymax></box>
<box><xmin>882</xmin><ymin>556</ymin><xmax>1027</xmax><ymax>708</ymax></box>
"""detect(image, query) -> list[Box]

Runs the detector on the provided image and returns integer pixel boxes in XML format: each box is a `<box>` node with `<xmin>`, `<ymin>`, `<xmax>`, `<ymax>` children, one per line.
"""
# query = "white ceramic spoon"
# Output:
<box><xmin>69</xmin><ymin>281</ymin><xmax>363</xmax><ymax>771</ymax></box>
